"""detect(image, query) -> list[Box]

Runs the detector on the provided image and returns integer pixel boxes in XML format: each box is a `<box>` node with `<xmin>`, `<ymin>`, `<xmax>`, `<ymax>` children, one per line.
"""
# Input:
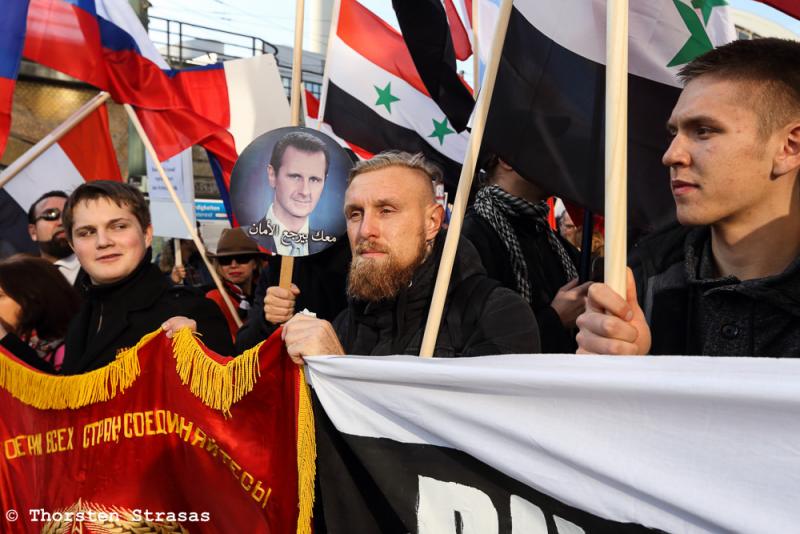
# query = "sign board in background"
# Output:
<box><xmin>195</xmin><ymin>199</ymin><xmax>232</xmax><ymax>254</ymax></box>
<box><xmin>147</xmin><ymin>149</ymin><xmax>195</xmax><ymax>239</ymax></box>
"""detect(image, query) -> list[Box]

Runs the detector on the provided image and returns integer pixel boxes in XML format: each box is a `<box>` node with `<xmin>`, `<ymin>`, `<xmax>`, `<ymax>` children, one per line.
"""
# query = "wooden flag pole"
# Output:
<box><xmin>315</xmin><ymin>0</ymin><xmax>340</xmax><ymax>131</ymax></box>
<box><xmin>419</xmin><ymin>0</ymin><xmax>513</xmax><ymax>358</ymax></box>
<box><xmin>124</xmin><ymin>104</ymin><xmax>242</xmax><ymax>328</ymax></box>
<box><xmin>472</xmin><ymin>0</ymin><xmax>480</xmax><ymax>93</ymax></box>
<box><xmin>604</xmin><ymin>0</ymin><xmax>629</xmax><ymax>297</ymax></box>
<box><xmin>0</xmin><ymin>92</ymin><xmax>111</xmax><ymax>190</ymax></box>
<box><xmin>174</xmin><ymin>239</ymin><xmax>183</xmax><ymax>268</ymax></box>
<box><xmin>279</xmin><ymin>0</ymin><xmax>307</xmax><ymax>289</ymax></box>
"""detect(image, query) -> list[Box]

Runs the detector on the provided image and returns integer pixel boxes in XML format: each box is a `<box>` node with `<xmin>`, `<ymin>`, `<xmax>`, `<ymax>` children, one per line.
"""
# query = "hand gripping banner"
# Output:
<box><xmin>0</xmin><ymin>329</ymin><xmax>314</xmax><ymax>533</ymax></box>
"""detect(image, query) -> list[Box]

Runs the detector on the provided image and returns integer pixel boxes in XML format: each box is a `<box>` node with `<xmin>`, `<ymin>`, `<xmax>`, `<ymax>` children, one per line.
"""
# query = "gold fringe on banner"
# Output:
<box><xmin>170</xmin><ymin>329</ymin><xmax>261</xmax><ymax>416</ymax></box>
<box><xmin>0</xmin><ymin>330</ymin><xmax>157</xmax><ymax>410</ymax></box>
<box><xmin>296</xmin><ymin>367</ymin><xmax>316</xmax><ymax>534</ymax></box>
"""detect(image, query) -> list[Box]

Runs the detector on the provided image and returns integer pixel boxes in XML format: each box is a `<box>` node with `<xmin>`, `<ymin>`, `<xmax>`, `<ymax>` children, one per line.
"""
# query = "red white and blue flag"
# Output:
<box><xmin>0</xmin><ymin>0</ymin><xmax>31</xmax><ymax>159</ymax></box>
<box><xmin>3</xmin><ymin>103</ymin><xmax>121</xmax><ymax>214</ymax></box>
<box><xmin>16</xmin><ymin>0</ymin><xmax>289</xmax><ymax>220</ymax></box>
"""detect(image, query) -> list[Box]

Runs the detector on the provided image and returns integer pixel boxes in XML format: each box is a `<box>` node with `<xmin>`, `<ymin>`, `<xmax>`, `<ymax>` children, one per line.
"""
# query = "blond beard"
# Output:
<box><xmin>347</xmin><ymin>234</ymin><xmax>428</xmax><ymax>302</ymax></box>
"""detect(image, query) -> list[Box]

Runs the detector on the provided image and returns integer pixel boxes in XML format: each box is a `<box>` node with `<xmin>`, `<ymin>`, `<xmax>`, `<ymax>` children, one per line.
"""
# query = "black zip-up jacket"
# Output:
<box><xmin>630</xmin><ymin>224</ymin><xmax>800</xmax><ymax>357</ymax></box>
<box><xmin>333</xmin><ymin>233</ymin><xmax>541</xmax><ymax>357</ymax></box>
<box><xmin>61</xmin><ymin>249</ymin><xmax>234</xmax><ymax>374</ymax></box>
<box><xmin>462</xmin><ymin>208</ymin><xmax>580</xmax><ymax>353</ymax></box>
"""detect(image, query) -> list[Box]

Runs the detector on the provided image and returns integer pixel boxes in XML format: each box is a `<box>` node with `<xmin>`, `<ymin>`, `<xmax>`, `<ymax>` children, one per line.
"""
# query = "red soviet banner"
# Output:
<box><xmin>0</xmin><ymin>329</ymin><xmax>313</xmax><ymax>533</ymax></box>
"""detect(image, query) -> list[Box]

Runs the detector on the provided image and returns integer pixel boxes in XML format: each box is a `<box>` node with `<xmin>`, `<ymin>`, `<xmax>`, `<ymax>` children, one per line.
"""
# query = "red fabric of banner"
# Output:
<box><xmin>0</xmin><ymin>330</ymin><xmax>304</xmax><ymax>533</ymax></box>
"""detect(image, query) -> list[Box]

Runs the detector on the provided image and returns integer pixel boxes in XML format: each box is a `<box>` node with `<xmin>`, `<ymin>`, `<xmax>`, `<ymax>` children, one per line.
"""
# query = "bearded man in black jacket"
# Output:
<box><xmin>59</xmin><ymin>181</ymin><xmax>233</xmax><ymax>374</ymax></box>
<box><xmin>279</xmin><ymin>151</ymin><xmax>540</xmax><ymax>360</ymax></box>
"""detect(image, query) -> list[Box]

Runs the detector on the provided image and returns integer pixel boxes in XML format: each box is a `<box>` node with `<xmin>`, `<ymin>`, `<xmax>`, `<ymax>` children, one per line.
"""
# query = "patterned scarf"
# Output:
<box><xmin>473</xmin><ymin>185</ymin><xmax>578</xmax><ymax>303</ymax></box>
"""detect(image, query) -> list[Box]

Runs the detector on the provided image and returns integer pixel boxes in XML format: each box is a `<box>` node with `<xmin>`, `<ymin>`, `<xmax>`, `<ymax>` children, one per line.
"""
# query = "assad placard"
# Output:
<box><xmin>230</xmin><ymin>127</ymin><xmax>352</xmax><ymax>257</ymax></box>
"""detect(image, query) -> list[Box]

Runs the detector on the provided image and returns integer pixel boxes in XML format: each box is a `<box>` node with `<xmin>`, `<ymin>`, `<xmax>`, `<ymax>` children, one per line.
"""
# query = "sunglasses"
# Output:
<box><xmin>35</xmin><ymin>207</ymin><xmax>62</xmax><ymax>222</ymax></box>
<box><xmin>218</xmin><ymin>254</ymin><xmax>257</xmax><ymax>266</ymax></box>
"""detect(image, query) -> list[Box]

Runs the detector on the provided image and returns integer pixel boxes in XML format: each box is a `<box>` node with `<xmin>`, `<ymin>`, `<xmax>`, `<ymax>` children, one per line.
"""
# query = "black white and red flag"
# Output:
<box><xmin>306</xmin><ymin>354</ymin><xmax>799</xmax><ymax>533</ymax></box>
<box><xmin>320</xmin><ymin>0</ymin><xmax>469</xmax><ymax>190</ymax></box>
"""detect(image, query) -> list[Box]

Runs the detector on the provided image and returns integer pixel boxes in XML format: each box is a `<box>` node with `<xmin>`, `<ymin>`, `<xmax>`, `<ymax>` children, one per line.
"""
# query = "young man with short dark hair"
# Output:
<box><xmin>576</xmin><ymin>38</ymin><xmax>800</xmax><ymax>357</ymax></box>
<box><xmin>60</xmin><ymin>181</ymin><xmax>233</xmax><ymax>373</ymax></box>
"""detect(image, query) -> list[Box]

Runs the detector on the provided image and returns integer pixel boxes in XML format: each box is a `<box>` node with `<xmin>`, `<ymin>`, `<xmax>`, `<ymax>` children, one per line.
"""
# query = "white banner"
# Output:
<box><xmin>306</xmin><ymin>353</ymin><xmax>800</xmax><ymax>534</ymax></box>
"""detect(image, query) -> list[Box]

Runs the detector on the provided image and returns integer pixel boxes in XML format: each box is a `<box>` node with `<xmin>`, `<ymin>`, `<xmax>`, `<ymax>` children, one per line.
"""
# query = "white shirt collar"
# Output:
<box><xmin>266</xmin><ymin>204</ymin><xmax>309</xmax><ymax>256</ymax></box>
<box><xmin>54</xmin><ymin>254</ymin><xmax>81</xmax><ymax>285</ymax></box>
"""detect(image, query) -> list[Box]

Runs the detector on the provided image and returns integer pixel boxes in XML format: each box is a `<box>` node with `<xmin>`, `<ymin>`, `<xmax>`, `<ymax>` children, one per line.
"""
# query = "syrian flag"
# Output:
<box><xmin>304</xmin><ymin>89</ymin><xmax>373</xmax><ymax>161</ymax></box>
<box><xmin>306</xmin><ymin>354</ymin><xmax>800</xmax><ymax>533</ymax></box>
<box><xmin>395</xmin><ymin>1</ymin><xmax>736</xmax><ymax>233</ymax></box>
<box><xmin>321</xmin><ymin>0</ymin><xmax>469</xmax><ymax>190</ymax></box>
<box><xmin>483</xmin><ymin>0</ymin><xmax>737</xmax><ymax>233</ymax></box>
<box><xmin>3</xmin><ymin>103</ymin><xmax>121</xmax><ymax>214</ymax></box>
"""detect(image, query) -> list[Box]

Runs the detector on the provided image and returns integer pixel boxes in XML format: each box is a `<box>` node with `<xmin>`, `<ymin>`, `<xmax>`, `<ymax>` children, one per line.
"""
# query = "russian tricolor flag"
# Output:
<box><xmin>4</xmin><ymin>103</ymin><xmax>121</xmax><ymax>213</ymax></box>
<box><xmin>0</xmin><ymin>0</ymin><xmax>30</xmax><ymax>158</ymax></box>
<box><xmin>13</xmin><ymin>0</ymin><xmax>288</xmax><ymax>222</ymax></box>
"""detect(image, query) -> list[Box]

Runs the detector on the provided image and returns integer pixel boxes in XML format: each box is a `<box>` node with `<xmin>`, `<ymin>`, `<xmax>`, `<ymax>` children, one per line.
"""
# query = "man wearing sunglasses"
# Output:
<box><xmin>27</xmin><ymin>191</ymin><xmax>82</xmax><ymax>285</ymax></box>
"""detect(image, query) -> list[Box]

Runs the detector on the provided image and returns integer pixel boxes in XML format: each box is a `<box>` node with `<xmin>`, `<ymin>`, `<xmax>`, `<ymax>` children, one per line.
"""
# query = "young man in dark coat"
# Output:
<box><xmin>576</xmin><ymin>38</ymin><xmax>800</xmax><ymax>357</ymax></box>
<box><xmin>462</xmin><ymin>156</ymin><xmax>589</xmax><ymax>353</ymax></box>
<box><xmin>277</xmin><ymin>151</ymin><xmax>540</xmax><ymax>360</ymax></box>
<box><xmin>59</xmin><ymin>181</ymin><xmax>233</xmax><ymax>374</ymax></box>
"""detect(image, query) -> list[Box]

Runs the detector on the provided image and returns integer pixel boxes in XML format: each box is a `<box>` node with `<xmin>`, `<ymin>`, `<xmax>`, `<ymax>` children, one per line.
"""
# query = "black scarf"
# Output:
<box><xmin>62</xmin><ymin>249</ymin><xmax>159</xmax><ymax>374</ymax></box>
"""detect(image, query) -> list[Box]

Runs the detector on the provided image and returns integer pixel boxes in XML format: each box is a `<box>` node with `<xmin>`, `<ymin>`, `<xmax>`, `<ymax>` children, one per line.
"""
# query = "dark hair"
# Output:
<box><xmin>678</xmin><ymin>38</ymin><xmax>800</xmax><ymax>135</ymax></box>
<box><xmin>62</xmin><ymin>181</ymin><xmax>151</xmax><ymax>242</ymax></box>
<box><xmin>27</xmin><ymin>191</ymin><xmax>68</xmax><ymax>224</ymax></box>
<box><xmin>270</xmin><ymin>131</ymin><xmax>330</xmax><ymax>176</ymax></box>
<box><xmin>0</xmin><ymin>255</ymin><xmax>81</xmax><ymax>340</ymax></box>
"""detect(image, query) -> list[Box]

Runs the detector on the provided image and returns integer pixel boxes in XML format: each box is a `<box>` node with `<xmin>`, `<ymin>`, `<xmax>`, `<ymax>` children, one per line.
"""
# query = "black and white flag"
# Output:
<box><xmin>306</xmin><ymin>354</ymin><xmax>800</xmax><ymax>533</ymax></box>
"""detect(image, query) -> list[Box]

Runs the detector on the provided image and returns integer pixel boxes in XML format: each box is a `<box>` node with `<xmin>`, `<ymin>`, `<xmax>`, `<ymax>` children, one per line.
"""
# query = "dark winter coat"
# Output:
<box><xmin>332</xmin><ymin>233</ymin><xmax>540</xmax><ymax>357</ymax></box>
<box><xmin>631</xmin><ymin>224</ymin><xmax>800</xmax><ymax>357</ymax></box>
<box><xmin>461</xmin><ymin>209</ymin><xmax>579</xmax><ymax>353</ymax></box>
<box><xmin>235</xmin><ymin>238</ymin><xmax>351</xmax><ymax>352</ymax></box>
<box><xmin>61</xmin><ymin>250</ymin><xmax>234</xmax><ymax>374</ymax></box>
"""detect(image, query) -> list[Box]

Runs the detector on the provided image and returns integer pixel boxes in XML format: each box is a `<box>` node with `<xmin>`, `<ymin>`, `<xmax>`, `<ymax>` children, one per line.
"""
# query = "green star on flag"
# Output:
<box><xmin>692</xmin><ymin>0</ymin><xmax>728</xmax><ymax>25</ymax></box>
<box><xmin>667</xmin><ymin>0</ymin><xmax>714</xmax><ymax>67</ymax></box>
<box><xmin>374</xmin><ymin>82</ymin><xmax>400</xmax><ymax>113</ymax></box>
<box><xmin>428</xmin><ymin>118</ymin><xmax>454</xmax><ymax>146</ymax></box>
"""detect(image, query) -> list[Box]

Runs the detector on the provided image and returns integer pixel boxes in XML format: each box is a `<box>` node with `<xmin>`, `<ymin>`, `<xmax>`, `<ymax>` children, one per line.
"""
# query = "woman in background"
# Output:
<box><xmin>0</xmin><ymin>255</ymin><xmax>81</xmax><ymax>372</ymax></box>
<box><xmin>206</xmin><ymin>228</ymin><xmax>267</xmax><ymax>341</ymax></box>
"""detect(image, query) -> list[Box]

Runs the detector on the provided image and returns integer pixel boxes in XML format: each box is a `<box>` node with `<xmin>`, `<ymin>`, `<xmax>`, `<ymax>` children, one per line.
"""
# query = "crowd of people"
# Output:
<box><xmin>1</xmin><ymin>38</ymin><xmax>799</xmax><ymax>375</ymax></box>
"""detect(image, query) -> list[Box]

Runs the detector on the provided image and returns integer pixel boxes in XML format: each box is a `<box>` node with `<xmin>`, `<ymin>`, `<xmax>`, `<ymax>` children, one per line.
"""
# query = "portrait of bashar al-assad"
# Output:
<box><xmin>257</xmin><ymin>131</ymin><xmax>331</xmax><ymax>256</ymax></box>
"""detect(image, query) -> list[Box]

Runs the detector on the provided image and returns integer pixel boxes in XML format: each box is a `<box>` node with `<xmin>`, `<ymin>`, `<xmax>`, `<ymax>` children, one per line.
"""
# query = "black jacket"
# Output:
<box><xmin>333</xmin><ymin>233</ymin><xmax>540</xmax><ymax>357</ymax></box>
<box><xmin>631</xmin><ymin>224</ymin><xmax>800</xmax><ymax>357</ymax></box>
<box><xmin>61</xmin><ymin>250</ymin><xmax>234</xmax><ymax>374</ymax></box>
<box><xmin>235</xmin><ymin>238</ymin><xmax>351</xmax><ymax>352</ymax></box>
<box><xmin>462</xmin><ymin>209</ymin><xmax>579</xmax><ymax>353</ymax></box>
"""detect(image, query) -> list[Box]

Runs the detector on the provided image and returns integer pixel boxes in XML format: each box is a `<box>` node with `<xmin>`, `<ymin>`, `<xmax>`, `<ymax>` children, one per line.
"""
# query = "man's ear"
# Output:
<box><xmin>267</xmin><ymin>165</ymin><xmax>277</xmax><ymax>188</ymax></box>
<box><xmin>425</xmin><ymin>203</ymin><xmax>444</xmax><ymax>241</ymax></box>
<box><xmin>28</xmin><ymin>224</ymin><xmax>38</xmax><ymax>242</ymax></box>
<box><xmin>498</xmin><ymin>158</ymin><xmax>514</xmax><ymax>172</ymax></box>
<box><xmin>144</xmin><ymin>224</ymin><xmax>154</xmax><ymax>248</ymax></box>
<box><xmin>773</xmin><ymin>121</ymin><xmax>800</xmax><ymax>177</ymax></box>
